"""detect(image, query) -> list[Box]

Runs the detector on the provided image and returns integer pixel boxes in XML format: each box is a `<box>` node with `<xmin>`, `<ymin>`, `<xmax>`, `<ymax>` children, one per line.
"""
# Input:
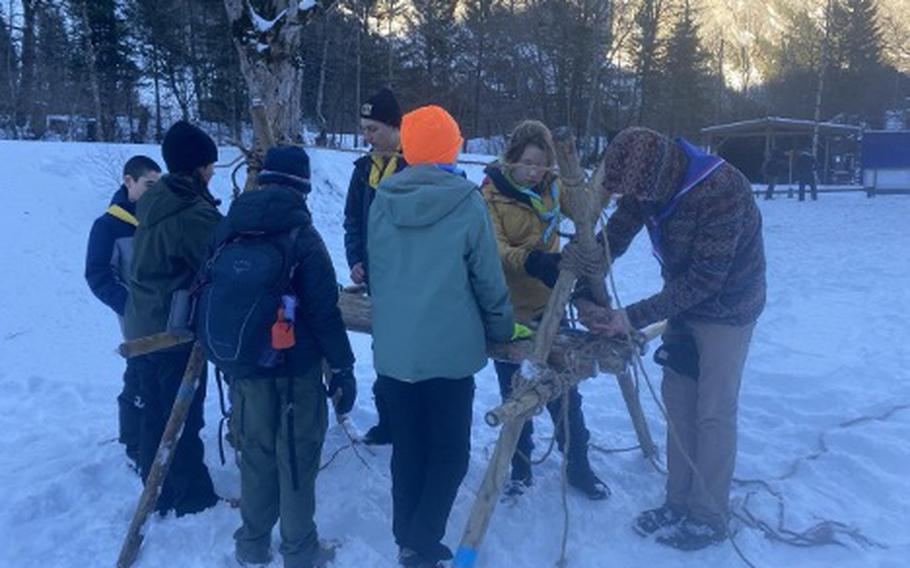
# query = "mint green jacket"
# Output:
<box><xmin>367</xmin><ymin>165</ymin><xmax>514</xmax><ymax>382</ymax></box>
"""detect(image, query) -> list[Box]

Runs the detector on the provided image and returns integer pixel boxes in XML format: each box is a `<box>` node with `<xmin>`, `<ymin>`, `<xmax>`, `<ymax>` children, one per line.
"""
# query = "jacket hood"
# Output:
<box><xmin>600</xmin><ymin>127</ymin><xmax>687</xmax><ymax>205</ymax></box>
<box><xmin>373</xmin><ymin>165</ymin><xmax>476</xmax><ymax>227</ymax></box>
<box><xmin>483</xmin><ymin>161</ymin><xmax>540</xmax><ymax>208</ymax></box>
<box><xmin>226</xmin><ymin>185</ymin><xmax>311</xmax><ymax>235</ymax></box>
<box><xmin>136</xmin><ymin>174</ymin><xmax>217</xmax><ymax>227</ymax></box>
<box><xmin>109</xmin><ymin>185</ymin><xmax>135</xmax><ymax>213</ymax></box>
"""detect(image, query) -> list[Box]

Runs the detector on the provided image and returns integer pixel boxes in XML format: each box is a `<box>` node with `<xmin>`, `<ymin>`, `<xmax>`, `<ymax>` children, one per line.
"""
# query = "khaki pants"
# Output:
<box><xmin>233</xmin><ymin>368</ymin><xmax>328</xmax><ymax>568</ymax></box>
<box><xmin>661</xmin><ymin>319</ymin><xmax>755</xmax><ymax>530</ymax></box>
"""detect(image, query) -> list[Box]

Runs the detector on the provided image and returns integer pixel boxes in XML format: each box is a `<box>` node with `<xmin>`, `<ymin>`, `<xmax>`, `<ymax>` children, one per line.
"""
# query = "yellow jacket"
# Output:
<box><xmin>481</xmin><ymin>165</ymin><xmax>565</xmax><ymax>324</ymax></box>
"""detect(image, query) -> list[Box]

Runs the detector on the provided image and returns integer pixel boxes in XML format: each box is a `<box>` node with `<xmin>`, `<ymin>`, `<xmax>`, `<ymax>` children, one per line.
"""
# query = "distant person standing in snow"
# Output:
<box><xmin>575</xmin><ymin>127</ymin><xmax>766</xmax><ymax>551</ymax></box>
<box><xmin>795</xmin><ymin>149</ymin><xmax>818</xmax><ymax>201</ymax></box>
<box><xmin>481</xmin><ymin>120</ymin><xmax>609</xmax><ymax>501</ymax></box>
<box><xmin>343</xmin><ymin>87</ymin><xmax>408</xmax><ymax>446</ymax></box>
<box><xmin>762</xmin><ymin>148</ymin><xmax>786</xmax><ymax>200</ymax></box>
<box><xmin>368</xmin><ymin>105</ymin><xmax>513</xmax><ymax>568</ymax></box>
<box><xmin>123</xmin><ymin>121</ymin><xmax>222</xmax><ymax>517</ymax></box>
<box><xmin>85</xmin><ymin>155</ymin><xmax>161</xmax><ymax>468</ymax></box>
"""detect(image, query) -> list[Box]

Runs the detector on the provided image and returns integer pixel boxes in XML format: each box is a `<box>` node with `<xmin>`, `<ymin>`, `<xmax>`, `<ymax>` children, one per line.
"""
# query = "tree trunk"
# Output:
<box><xmin>153</xmin><ymin>43</ymin><xmax>163</xmax><ymax>141</ymax></box>
<box><xmin>78</xmin><ymin>0</ymin><xmax>108</xmax><ymax>141</ymax></box>
<box><xmin>224</xmin><ymin>0</ymin><xmax>312</xmax><ymax>188</ymax></box>
<box><xmin>315</xmin><ymin>19</ymin><xmax>330</xmax><ymax>128</ymax></box>
<box><xmin>355</xmin><ymin>2</ymin><xmax>362</xmax><ymax>148</ymax></box>
<box><xmin>14</xmin><ymin>0</ymin><xmax>37</xmax><ymax>137</ymax></box>
<box><xmin>812</xmin><ymin>0</ymin><xmax>834</xmax><ymax>159</ymax></box>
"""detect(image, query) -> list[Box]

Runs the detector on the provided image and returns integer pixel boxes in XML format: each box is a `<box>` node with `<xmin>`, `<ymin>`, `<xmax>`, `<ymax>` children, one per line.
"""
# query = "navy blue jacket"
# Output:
<box><xmin>343</xmin><ymin>153</ymin><xmax>407</xmax><ymax>273</ymax></box>
<box><xmin>212</xmin><ymin>185</ymin><xmax>355</xmax><ymax>377</ymax></box>
<box><xmin>85</xmin><ymin>187</ymin><xmax>137</xmax><ymax>317</ymax></box>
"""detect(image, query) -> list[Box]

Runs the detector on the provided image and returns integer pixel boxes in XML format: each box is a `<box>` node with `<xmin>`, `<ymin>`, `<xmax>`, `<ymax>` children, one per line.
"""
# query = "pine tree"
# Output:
<box><xmin>632</xmin><ymin>0</ymin><xmax>667</xmax><ymax>126</ymax></box>
<box><xmin>67</xmin><ymin>0</ymin><xmax>137</xmax><ymax>140</ymax></box>
<box><xmin>33</xmin><ymin>3</ymin><xmax>75</xmax><ymax>137</ymax></box>
<box><xmin>406</xmin><ymin>0</ymin><xmax>461</xmax><ymax>102</ymax></box>
<box><xmin>0</xmin><ymin>7</ymin><xmax>16</xmax><ymax>124</ymax></box>
<box><xmin>658</xmin><ymin>0</ymin><xmax>712</xmax><ymax>137</ymax></box>
<box><xmin>827</xmin><ymin>0</ymin><xmax>892</xmax><ymax>125</ymax></box>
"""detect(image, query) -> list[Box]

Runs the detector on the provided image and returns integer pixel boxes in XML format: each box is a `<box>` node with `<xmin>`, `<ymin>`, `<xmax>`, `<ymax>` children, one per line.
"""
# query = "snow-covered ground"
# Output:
<box><xmin>0</xmin><ymin>140</ymin><xmax>908</xmax><ymax>568</ymax></box>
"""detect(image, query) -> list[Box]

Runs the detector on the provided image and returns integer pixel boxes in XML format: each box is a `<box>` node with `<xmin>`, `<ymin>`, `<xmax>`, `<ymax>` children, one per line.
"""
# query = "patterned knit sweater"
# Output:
<box><xmin>607</xmin><ymin>161</ymin><xmax>767</xmax><ymax>329</ymax></box>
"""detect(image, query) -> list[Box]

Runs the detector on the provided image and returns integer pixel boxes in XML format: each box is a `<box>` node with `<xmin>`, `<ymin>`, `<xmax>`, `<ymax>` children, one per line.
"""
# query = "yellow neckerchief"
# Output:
<box><xmin>368</xmin><ymin>152</ymin><xmax>399</xmax><ymax>189</ymax></box>
<box><xmin>106</xmin><ymin>204</ymin><xmax>138</xmax><ymax>227</ymax></box>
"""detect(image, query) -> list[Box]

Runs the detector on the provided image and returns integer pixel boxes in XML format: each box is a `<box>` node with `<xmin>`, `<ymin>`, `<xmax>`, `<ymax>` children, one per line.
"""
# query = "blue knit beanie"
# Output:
<box><xmin>257</xmin><ymin>145</ymin><xmax>311</xmax><ymax>193</ymax></box>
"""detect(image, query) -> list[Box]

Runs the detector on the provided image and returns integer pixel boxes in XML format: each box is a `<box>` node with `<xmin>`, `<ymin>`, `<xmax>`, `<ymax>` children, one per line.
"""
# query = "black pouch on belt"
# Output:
<box><xmin>654</xmin><ymin>330</ymin><xmax>700</xmax><ymax>380</ymax></box>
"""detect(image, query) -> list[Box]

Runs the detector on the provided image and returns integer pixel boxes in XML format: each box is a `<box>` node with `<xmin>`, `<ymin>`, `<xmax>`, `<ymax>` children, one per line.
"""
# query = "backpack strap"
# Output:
<box><xmin>276</xmin><ymin>226</ymin><xmax>302</xmax><ymax>292</ymax></box>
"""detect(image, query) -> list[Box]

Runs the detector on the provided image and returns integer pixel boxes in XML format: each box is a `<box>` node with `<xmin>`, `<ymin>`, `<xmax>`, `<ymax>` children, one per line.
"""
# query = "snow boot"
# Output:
<box><xmin>633</xmin><ymin>503</ymin><xmax>685</xmax><ymax>536</ymax></box>
<box><xmin>656</xmin><ymin>517</ymin><xmax>726</xmax><ymax>551</ymax></box>
<box><xmin>232</xmin><ymin>550</ymin><xmax>273</xmax><ymax>567</ymax></box>
<box><xmin>566</xmin><ymin>455</ymin><xmax>610</xmax><ymax>500</ymax></box>
<box><xmin>398</xmin><ymin>548</ymin><xmax>443</xmax><ymax>568</ymax></box>
<box><xmin>306</xmin><ymin>539</ymin><xmax>339</xmax><ymax>567</ymax></box>
<box><xmin>504</xmin><ymin>457</ymin><xmax>533</xmax><ymax>497</ymax></box>
<box><xmin>362</xmin><ymin>423</ymin><xmax>392</xmax><ymax>446</ymax></box>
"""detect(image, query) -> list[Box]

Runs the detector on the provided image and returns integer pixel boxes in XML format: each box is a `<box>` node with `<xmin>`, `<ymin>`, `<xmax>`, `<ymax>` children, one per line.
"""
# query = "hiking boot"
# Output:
<box><xmin>567</xmin><ymin>465</ymin><xmax>610</xmax><ymax>501</ymax></box>
<box><xmin>656</xmin><ymin>517</ymin><xmax>726</xmax><ymax>551</ymax></box>
<box><xmin>362</xmin><ymin>423</ymin><xmax>392</xmax><ymax>446</ymax></box>
<box><xmin>175</xmin><ymin>490</ymin><xmax>220</xmax><ymax>517</ymax></box>
<box><xmin>398</xmin><ymin>548</ymin><xmax>442</xmax><ymax>568</ymax></box>
<box><xmin>503</xmin><ymin>477</ymin><xmax>533</xmax><ymax>498</ymax></box>
<box><xmin>633</xmin><ymin>504</ymin><xmax>685</xmax><ymax>536</ymax></box>
<box><xmin>233</xmin><ymin>550</ymin><xmax>273</xmax><ymax>567</ymax></box>
<box><xmin>307</xmin><ymin>539</ymin><xmax>339</xmax><ymax>567</ymax></box>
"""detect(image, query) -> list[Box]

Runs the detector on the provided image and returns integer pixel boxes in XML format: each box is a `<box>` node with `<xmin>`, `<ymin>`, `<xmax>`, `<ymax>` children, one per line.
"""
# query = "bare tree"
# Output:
<box><xmin>224</xmin><ymin>0</ymin><xmax>324</xmax><ymax>165</ymax></box>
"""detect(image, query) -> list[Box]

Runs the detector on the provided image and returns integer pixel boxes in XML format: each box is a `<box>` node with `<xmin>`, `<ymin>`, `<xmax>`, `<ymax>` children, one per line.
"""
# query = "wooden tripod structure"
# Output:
<box><xmin>114</xmin><ymin>130</ymin><xmax>658</xmax><ymax>568</ymax></box>
<box><xmin>452</xmin><ymin>129</ymin><xmax>657</xmax><ymax>568</ymax></box>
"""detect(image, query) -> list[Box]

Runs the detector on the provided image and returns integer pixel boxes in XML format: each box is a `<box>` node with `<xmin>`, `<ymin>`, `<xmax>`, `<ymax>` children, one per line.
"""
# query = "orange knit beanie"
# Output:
<box><xmin>400</xmin><ymin>105</ymin><xmax>463</xmax><ymax>165</ymax></box>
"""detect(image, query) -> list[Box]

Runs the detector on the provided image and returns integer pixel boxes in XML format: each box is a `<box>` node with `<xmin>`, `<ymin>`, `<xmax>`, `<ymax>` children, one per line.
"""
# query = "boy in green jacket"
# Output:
<box><xmin>124</xmin><ymin>121</ymin><xmax>222</xmax><ymax>517</ymax></box>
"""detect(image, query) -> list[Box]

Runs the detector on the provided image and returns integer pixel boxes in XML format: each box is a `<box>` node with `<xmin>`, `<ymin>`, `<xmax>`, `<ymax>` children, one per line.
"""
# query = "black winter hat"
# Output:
<box><xmin>360</xmin><ymin>88</ymin><xmax>402</xmax><ymax>128</ymax></box>
<box><xmin>161</xmin><ymin>120</ymin><xmax>219</xmax><ymax>174</ymax></box>
<box><xmin>257</xmin><ymin>145</ymin><xmax>311</xmax><ymax>194</ymax></box>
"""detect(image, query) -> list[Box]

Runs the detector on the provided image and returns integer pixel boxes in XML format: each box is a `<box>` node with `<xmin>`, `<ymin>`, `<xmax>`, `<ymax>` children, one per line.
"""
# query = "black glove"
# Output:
<box><xmin>524</xmin><ymin>250</ymin><xmax>561</xmax><ymax>288</ymax></box>
<box><xmin>653</xmin><ymin>333</ymin><xmax>700</xmax><ymax>380</ymax></box>
<box><xmin>327</xmin><ymin>368</ymin><xmax>357</xmax><ymax>416</ymax></box>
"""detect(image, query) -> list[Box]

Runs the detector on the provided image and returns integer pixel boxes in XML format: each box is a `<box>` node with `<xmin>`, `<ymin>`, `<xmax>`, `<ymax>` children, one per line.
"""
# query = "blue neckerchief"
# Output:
<box><xmin>513</xmin><ymin>180</ymin><xmax>561</xmax><ymax>244</ymax></box>
<box><xmin>646</xmin><ymin>138</ymin><xmax>724</xmax><ymax>267</ymax></box>
<box><xmin>435</xmin><ymin>163</ymin><xmax>467</xmax><ymax>178</ymax></box>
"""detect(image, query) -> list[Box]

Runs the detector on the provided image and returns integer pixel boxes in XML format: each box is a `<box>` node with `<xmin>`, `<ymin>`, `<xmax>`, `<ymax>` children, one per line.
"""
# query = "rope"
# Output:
<box><xmin>559</xmin><ymin>239</ymin><xmax>609</xmax><ymax>282</ymax></box>
<box><xmin>318</xmin><ymin>419</ymin><xmax>379</xmax><ymax>474</ymax></box>
<box><xmin>556</xmin><ymin>390</ymin><xmax>571</xmax><ymax>568</ymax></box>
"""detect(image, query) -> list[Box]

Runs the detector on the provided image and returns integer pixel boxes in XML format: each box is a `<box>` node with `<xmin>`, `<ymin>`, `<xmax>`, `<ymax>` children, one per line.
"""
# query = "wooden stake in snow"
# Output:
<box><xmin>116</xmin><ymin>343</ymin><xmax>207</xmax><ymax>568</ymax></box>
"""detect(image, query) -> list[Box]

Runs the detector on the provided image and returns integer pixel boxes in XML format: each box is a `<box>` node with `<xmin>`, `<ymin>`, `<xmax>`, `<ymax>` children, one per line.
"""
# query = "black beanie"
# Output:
<box><xmin>161</xmin><ymin>121</ymin><xmax>219</xmax><ymax>174</ymax></box>
<box><xmin>360</xmin><ymin>88</ymin><xmax>402</xmax><ymax>128</ymax></box>
<box><xmin>257</xmin><ymin>145</ymin><xmax>311</xmax><ymax>194</ymax></box>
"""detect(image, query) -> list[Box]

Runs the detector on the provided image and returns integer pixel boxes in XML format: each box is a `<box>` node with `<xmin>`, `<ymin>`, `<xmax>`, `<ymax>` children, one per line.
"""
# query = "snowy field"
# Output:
<box><xmin>0</xmin><ymin>140</ymin><xmax>908</xmax><ymax>568</ymax></box>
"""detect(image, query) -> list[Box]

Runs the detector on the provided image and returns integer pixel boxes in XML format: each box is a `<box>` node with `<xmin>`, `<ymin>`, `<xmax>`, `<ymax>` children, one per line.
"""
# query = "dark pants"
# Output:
<box><xmin>763</xmin><ymin>176</ymin><xmax>778</xmax><ymax>200</ymax></box>
<box><xmin>798</xmin><ymin>176</ymin><xmax>818</xmax><ymax>201</ymax></box>
<box><xmin>376</xmin><ymin>375</ymin><xmax>474</xmax><ymax>563</ymax></box>
<box><xmin>370</xmin><ymin>376</ymin><xmax>391</xmax><ymax>439</ymax></box>
<box><xmin>494</xmin><ymin>361</ymin><xmax>591</xmax><ymax>477</ymax></box>
<box><xmin>118</xmin><ymin>357</ymin><xmax>142</xmax><ymax>462</ymax></box>
<box><xmin>133</xmin><ymin>348</ymin><xmax>217</xmax><ymax>517</ymax></box>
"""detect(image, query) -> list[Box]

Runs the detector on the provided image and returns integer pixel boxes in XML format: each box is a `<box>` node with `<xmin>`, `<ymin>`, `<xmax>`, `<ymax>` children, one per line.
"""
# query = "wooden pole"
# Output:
<box><xmin>116</xmin><ymin>343</ymin><xmax>206</xmax><ymax>568</ymax></box>
<box><xmin>551</xmin><ymin>128</ymin><xmax>657</xmax><ymax>459</ymax></box>
<box><xmin>118</xmin><ymin>292</ymin><xmax>636</xmax><ymax>377</ymax></box>
<box><xmin>453</xmin><ymin>129</ymin><xmax>656</xmax><ymax>567</ymax></box>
